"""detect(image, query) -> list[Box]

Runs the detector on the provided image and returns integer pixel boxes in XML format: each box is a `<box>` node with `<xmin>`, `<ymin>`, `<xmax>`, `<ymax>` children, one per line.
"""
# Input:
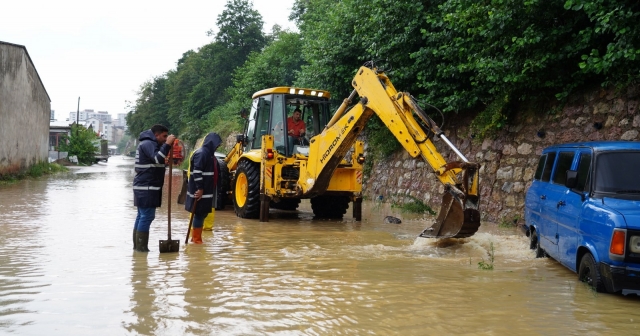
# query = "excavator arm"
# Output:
<box><xmin>298</xmin><ymin>66</ymin><xmax>481</xmax><ymax>238</ymax></box>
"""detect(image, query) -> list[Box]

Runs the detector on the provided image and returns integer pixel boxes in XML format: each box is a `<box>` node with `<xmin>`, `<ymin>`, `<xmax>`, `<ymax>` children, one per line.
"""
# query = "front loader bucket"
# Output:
<box><xmin>419</xmin><ymin>191</ymin><xmax>480</xmax><ymax>239</ymax></box>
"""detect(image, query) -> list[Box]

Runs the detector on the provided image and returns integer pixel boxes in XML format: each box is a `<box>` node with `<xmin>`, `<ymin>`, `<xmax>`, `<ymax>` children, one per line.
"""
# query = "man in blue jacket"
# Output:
<box><xmin>184</xmin><ymin>132</ymin><xmax>222</xmax><ymax>244</ymax></box>
<box><xmin>133</xmin><ymin>124</ymin><xmax>175</xmax><ymax>252</ymax></box>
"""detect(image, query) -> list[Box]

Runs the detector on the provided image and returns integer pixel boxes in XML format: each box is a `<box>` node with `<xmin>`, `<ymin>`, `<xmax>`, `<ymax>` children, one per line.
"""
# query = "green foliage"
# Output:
<box><xmin>391</xmin><ymin>195</ymin><xmax>436</xmax><ymax>215</ymax></box>
<box><xmin>365</xmin><ymin>117</ymin><xmax>402</xmax><ymax>158</ymax></box>
<box><xmin>478</xmin><ymin>242</ymin><xmax>495</xmax><ymax>271</ymax></box>
<box><xmin>499</xmin><ymin>214</ymin><xmax>521</xmax><ymax>228</ymax></box>
<box><xmin>0</xmin><ymin>162</ymin><xmax>68</xmax><ymax>183</ymax></box>
<box><xmin>127</xmin><ymin>0</ymin><xmax>640</xmax><ymax>154</ymax></box>
<box><xmin>470</xmin><ymin>95</ymin><xmax>511</xmax><ymax>139</ymax></box>
<box><xmin>126</xmin><ymin>77</ymin><xmax>170</xmax><ymax>138</ymax></box>
<box><xmin>59</xmin><ymin>124</ymin><xmax>99</xmax><ymax>165</ymax></box>
<box><xmin>117</xmin><ymin>134</ymin><xmax>131</xmax><ymax>154</ymax></box>
<box><xmin>127</xmin><ymin>0</ymin><xmax>267</xmax><ymax>147</ymax></box>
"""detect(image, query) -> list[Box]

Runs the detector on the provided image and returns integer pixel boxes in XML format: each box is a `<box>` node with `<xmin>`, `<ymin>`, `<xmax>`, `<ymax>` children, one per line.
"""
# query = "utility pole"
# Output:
<box><xmin>76</xmin><ymin>97</ymin><xmax>80</xmax><ymax>136</ymax></box>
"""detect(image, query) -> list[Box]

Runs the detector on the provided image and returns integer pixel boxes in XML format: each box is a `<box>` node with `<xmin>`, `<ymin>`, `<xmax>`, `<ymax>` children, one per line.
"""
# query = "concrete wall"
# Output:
<box><xmin>0</xmin><ymin>42</ymin><xmax>51</xmax><ymax>175</ymax></box>
<box><xmin>363</xmin><ymin>85</ymin><xmax>640</xmax><ymax>224</ymax></box>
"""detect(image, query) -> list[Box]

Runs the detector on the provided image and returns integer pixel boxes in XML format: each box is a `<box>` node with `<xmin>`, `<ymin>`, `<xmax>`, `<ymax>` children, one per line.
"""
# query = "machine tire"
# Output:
<box><xmin>215</xmin><ymin>159</ymin><xmax>230</xmax><ymax>210</ymax></box>
<box><xmin>311</xmin><ymin>195</ymin><xmax>350</xmax><ymax>219</ymax></box>
<box><xmin>353</xmin><ymin>198</ymin><xmax>362</xmax><ymax>221</ymax></box>
<box><xmin>578</xmin><ymin>253</ymin><xmax>606</xmax><ymax>292</ymax></box>
<box><xmin>270</xmin><ymin>198</ymin><xmax>301</xmax><ymax>211</ymax></box>
<box><xmin>233</xmin><ymin>160</ymin><xmax>260</xmax><ymax>219</ymax></box>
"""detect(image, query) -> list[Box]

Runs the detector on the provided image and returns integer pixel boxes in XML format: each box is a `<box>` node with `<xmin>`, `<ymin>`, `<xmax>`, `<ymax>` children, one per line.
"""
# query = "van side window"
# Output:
<box><xmin>534</xmin><ymin>154</ymin><xmax>547</xmax><ymax>180</ymax></box>
<box><xmin>576</xmin><ymin>152</ymin><xmax>592</xmax><ymax>191</ymax></box>
<box><xmin>552</xmin><ymin>151</ymin><xmax>575</xmax><ymax>185</ymax></box>
<box><xmin>541</xmin><ymin>152</ymin><xmax>556</xmax><ymax>182</ymax></box>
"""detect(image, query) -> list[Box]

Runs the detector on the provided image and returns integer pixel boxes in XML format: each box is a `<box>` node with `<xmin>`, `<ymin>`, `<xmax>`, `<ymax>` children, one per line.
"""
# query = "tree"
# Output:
<box><xmin>59</xmin><ymin>124</ymin><xmax>99</xmax><ymax>165</ymax></box>
<box><xmin>126</xmin><ymin>76</ymin><xmax>171</xmax><ymax>138</ymax></box>
<box><xmin>213</xmin><ymin>0</ymin><xmax>267</xmax><ymax>62</ymax></box>
<box><xmin>205</xmin><ymin>30</ymin><xmax>307</xmax><ymax>142</ymax></box>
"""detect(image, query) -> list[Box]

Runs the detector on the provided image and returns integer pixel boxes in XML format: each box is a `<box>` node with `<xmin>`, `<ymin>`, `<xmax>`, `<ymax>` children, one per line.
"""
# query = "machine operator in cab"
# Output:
<box><xmin>287</xmin><ymin>108</ymin><xmax>307</xmax><ymax>146</ymax></box>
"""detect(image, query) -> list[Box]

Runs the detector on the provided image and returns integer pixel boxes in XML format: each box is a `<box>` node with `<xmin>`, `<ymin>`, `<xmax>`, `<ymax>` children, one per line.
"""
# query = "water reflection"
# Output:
<box><xmin>0</xmin><ymin>156</ymin><xmax>638</xmax><ymax>334</ymax></box>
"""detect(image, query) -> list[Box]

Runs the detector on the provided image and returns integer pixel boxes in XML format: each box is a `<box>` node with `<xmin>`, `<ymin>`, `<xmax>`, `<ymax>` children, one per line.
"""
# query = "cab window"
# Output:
<box><xmin>552</xmin><ymin>151</ymin><xmax>575</xmax><ymax>185</ymax></box>
<box><xmin>252</xmin><ymin>96</ymin><xmax>272</xmax><ymax>149</ymax></box>
<box><xmin>244</xmin><ymin>98</ymin><xmax>259</xmax><ymax>151</ymax></box>
<box><xmin>270</xmin><ymin>94</ymin><xmax>286</xmax><ymax>152</ymax></box>
<box><xmin>541</xmin><ymin>152</ymin><xmax>556</xmax><ymax>182</ymax></box>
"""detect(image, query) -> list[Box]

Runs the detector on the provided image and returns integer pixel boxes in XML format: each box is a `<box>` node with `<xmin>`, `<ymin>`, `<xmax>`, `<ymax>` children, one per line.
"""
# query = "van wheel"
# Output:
<box><xmin>534</xmin><ymin>231</ymin><xmax>546</xmax><ymax>258</ymax></box>
<box><xmin>578</xmin><ymin>253</ymin><xmax>605</xmax><ymax>292</ymax></box>
<box><xmin>529</xmin><ymin>228</ymin><xmax>537</xmax><ymax>250</ymax></box>
<box><xmin>233</xmin><ymin>160</ymin><xmax>260</xmax><ymax>219</ymax></box>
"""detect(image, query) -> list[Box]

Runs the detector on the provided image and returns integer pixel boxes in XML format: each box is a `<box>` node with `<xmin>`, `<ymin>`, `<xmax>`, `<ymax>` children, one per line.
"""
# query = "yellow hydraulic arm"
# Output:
<box><xmin>298</xmin><ymin>66</ymin><xmax>481</xmax><ymax>238</ymax></box>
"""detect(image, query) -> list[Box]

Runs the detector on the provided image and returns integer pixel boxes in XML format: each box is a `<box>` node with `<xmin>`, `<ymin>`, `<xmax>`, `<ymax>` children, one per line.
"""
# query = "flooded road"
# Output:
<box><xmin>0</xmin><ymin>155</ymin><xmax>638</xmax><ymax>335</ymax></box>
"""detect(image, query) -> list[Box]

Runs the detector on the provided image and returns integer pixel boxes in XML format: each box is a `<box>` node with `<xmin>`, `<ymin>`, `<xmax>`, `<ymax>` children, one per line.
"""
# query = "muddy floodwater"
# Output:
<box><xmin>0</xmin><ymin>156</ymin><xmax>639</xmax><ymax>335</ymax></box>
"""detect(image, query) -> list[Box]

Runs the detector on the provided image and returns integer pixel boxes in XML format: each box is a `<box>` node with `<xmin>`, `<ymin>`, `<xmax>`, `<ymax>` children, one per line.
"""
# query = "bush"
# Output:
<box><xmin>0</xmin><ymin>162</ymin><xmax>68</xmax><ymax>183</ymax></box>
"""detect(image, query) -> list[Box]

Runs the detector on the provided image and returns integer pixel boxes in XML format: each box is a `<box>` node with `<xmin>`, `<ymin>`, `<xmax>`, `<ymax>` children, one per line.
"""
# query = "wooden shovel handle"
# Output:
<box><xmin>168</xmin><ymin>145</ymin><xmax>173</xmax><ymax>240</ymax></box>
<box><xmin>185</xmin><ymin>198</ymin><xmax>198</xmax><ymax>244</ymax></box>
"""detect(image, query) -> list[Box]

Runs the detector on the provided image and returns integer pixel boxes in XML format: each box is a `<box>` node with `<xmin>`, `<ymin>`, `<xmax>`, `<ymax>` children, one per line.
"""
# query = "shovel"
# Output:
<box><xmin>185</xmin><ymin>199</ymin><xmax>198</xmax><ymax>244</ymax></box>
<box><xmin>159</xmin><ymin>146</ymin><xmax>180</xmax><ymax>253</ymax></box>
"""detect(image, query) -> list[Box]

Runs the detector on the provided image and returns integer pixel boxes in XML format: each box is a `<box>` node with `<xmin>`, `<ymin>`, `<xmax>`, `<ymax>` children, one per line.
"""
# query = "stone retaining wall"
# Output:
<box><xmin>363</xmin><ymin>85</ymin><xmax>640</xmax><ymax>223</ymax></box>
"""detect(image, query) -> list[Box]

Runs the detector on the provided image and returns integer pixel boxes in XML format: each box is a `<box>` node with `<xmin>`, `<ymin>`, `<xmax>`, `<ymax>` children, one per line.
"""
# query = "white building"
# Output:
<box><xmin>83</xmin><ymin>117</ymin><xmax>101</xmax><ymax>135</ymax></box>
<box><xmin>69</xmin><ymin>109</ymin><xmax>93</xmax><ymax>123</ymax></box>
<box><xmin>92</xmin><ymin>111</ymin><xmax>112</xmax><ymax>123</ymax></box>
<box><xmin>118</xmin><ymin>113</ymin><xmax>127</xmax><ymax>127</ymax></box>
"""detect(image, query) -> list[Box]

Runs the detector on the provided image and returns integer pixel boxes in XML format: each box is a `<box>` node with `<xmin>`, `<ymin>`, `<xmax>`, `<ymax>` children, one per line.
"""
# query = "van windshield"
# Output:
<box><xmin>594</xmin><ymin>151</ymin><xmax>640</xmax><ymax>194</ymax></box>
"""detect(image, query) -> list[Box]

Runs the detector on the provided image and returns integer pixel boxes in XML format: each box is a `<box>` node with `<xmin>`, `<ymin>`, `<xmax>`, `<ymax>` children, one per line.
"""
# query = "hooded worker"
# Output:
<box><xmin>184</xmin><ymin>132</ymin><xmax>222</xmax><ymax>244</ymax></box>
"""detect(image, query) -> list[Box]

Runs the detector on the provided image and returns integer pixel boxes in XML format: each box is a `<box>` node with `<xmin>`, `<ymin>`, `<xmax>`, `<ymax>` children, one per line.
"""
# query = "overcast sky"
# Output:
<box><xmin>2</xmin><ymin>0</ymin><xmax>296</xmax><ymax>121</ymax></box>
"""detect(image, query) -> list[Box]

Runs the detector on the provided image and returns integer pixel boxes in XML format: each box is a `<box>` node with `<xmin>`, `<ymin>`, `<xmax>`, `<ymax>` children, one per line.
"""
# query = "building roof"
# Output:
<box><xmin>49</xmin><ymin>120</ymin><xmax>73</xmax><ymax>131</ymax></box>
<box><xmin>0</xmin><ymin>40</ymin><xmax>51</xmax><ymax>102</ymax></box>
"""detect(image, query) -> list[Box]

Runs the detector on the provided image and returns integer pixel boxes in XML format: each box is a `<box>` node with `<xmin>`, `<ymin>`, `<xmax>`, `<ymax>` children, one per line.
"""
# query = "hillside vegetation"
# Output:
<box><xmin>127</xmin><ymin>0</ymin><xmax>639</xmax><ymax>155</ymax></box>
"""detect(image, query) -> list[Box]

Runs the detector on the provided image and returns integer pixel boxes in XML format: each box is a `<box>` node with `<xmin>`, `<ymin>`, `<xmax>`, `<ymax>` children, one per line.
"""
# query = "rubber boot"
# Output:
<box><xmin>191</xmin><ymin>228</ymin><xmax>203</xmax><ymax>244</ymax></box>
<box><xmin>136</xmin><ymin>231</ymin><xmax>151</xmax><ymax>252</ymax></box>
<box><xmin>133</xmin><ymin>228</ymin><xmax>137</xmax><ymax>250</ymax></box>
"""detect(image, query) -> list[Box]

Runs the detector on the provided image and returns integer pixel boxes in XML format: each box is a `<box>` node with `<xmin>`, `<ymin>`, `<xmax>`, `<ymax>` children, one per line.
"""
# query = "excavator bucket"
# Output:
<box><xmin>419</xmin><ymin>191</ymin><xmax>480</xmax><ymax>239</ymax></box>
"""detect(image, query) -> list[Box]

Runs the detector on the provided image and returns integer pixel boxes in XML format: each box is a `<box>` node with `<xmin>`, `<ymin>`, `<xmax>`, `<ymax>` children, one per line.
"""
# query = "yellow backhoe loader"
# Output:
<box><xmin>221</xmin><ymin>64</ymin><xmax>481</xmax><ymax>238</ymax></box>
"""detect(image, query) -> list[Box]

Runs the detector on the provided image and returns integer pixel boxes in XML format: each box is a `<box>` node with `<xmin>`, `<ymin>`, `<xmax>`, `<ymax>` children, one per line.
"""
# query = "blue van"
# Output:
<box><xmin>523</xmin><ymin>141</ymin><xmax>640</xmax><ymax>295</ymax></box>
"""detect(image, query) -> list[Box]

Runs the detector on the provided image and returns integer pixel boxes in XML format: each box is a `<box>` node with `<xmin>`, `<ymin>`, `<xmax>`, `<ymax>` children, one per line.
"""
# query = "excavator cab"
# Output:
<box><xmin>243</xmin><ymin>88</ymin><xmax>331</xmax><ymax>157</ymax></box>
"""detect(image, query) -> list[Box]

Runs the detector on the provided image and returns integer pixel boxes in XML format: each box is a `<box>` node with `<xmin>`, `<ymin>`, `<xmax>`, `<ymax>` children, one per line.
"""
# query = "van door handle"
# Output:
<box><xmin>540</xmin><ymin>195</ymin><xmax>546</xmax><ymax>200</ymax></box>
<box><xmin>557</xmin><ymin>200</ymin><xmax>566</xmax><ymax>209</ymax></box>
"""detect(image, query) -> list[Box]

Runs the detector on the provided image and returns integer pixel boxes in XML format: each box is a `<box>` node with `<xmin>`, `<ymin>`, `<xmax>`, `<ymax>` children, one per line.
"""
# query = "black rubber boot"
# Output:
<box><xmin>133</xmin><ymin>228</ymin><xmax>137</xmax><ymax>250</ymax></box>
<box><xmin>135</xmin><ymin>231</ymin><xmax>151</xmax><ymax>252</ymax></box>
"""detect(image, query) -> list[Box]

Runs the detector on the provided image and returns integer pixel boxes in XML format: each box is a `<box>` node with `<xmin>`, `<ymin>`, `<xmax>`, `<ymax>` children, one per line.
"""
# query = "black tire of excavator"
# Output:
<box><xmin>233</xmin><ymin>160</ymin><xmax>261</xmax><ymax>219</ymax></box>
<box><xmin>270</xmin><ymin>198</ymin><xmax>301</xmax><ymax>211</ymax></box>
<box><xmin>311</xmin><ymin>195</ymin><xmax>350</xmax><ymax>219</ymax></box>
<box><xmin>353</xmin><ymin>198</ymin><xmax>362</xmax><ymax>221</ymax></box>
<box><xmin>215</xmin><ymin>158</ymin><xmax>230</xmax><ymax>210</ymax></box>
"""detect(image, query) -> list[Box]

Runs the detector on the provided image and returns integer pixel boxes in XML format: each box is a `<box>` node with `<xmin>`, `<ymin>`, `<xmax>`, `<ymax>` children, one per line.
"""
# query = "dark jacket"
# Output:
<box><xmin>185</xmin><ymin>133</ymin><xmax>222</xmax><ymax>216</ymax></box>
<box><xmin>133</xmin><ymin>130</ymin><xmax>171</xmax><ymax>208</ymax></box>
